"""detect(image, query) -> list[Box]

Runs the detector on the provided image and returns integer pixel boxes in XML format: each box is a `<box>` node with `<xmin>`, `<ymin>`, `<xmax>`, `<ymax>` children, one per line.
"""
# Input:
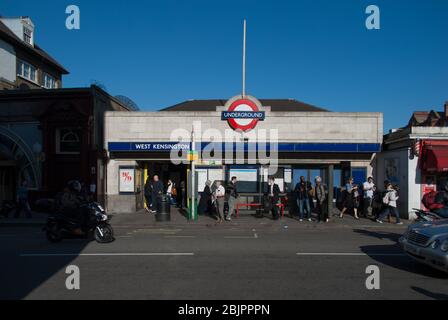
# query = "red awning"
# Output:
<box><xmin>422</xmin><ymin>146</ymin><xmax>448</xmax><ymax>173</ymax></box>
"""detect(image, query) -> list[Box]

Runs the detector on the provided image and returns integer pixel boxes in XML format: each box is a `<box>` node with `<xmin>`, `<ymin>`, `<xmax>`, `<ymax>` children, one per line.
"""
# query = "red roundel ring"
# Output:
<box><xmin>227</xmin><ymin>99</ymin><xmax>260</xmax><ymax>132</ymax></box>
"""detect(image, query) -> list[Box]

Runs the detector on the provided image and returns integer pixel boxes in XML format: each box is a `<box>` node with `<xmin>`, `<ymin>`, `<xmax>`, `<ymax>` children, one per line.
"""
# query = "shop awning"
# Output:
<box><xmin>422</xmin><ymin>146</ymin><xmax>448</xmax><ymax>173</ymax></box>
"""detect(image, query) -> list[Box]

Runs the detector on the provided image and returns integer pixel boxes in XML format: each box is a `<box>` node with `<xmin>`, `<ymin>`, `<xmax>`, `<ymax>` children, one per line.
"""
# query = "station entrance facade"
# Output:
<box><xmin>104</xmin><ymin>96</ymin><xmax>382</xmax><ymax>214</ymax></box>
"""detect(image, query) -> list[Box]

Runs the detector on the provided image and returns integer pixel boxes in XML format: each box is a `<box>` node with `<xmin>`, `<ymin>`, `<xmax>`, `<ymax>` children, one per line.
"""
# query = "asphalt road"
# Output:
<box><xmin>1</xmin><ymin>215</ymin><xmax>447</xmax><ymax>300</ymax></box>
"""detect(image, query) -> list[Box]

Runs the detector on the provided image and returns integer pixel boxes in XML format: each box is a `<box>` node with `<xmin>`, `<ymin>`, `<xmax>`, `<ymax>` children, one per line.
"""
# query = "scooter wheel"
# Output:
<box><xmin>94</xmin><ymin>224</ymin><xmax>114</xmax><ymax>243</ymax></box>
<box><xmin>46</xmin><ymin>225</ymin><xmax>63</xmax><ymax>243</ymax></box>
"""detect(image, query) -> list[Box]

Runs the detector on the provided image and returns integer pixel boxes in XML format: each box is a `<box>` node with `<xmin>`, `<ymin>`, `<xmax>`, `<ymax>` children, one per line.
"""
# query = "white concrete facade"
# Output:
<box><xmin>105</xmin><ymin>110</ymin><xmax>383</xmax><ymax>144</ymax></box>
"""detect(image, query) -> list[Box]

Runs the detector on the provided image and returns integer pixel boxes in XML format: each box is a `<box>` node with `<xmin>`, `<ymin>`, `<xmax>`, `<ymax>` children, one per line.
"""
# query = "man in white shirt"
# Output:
<box><xmin>214</xmin><ymin>181</ymin><xmax>226</xmax><ymax>223</ymax></box>
<box><xmin>362</xmin><ymin>176</ymin><xmax>375</xmax><ymax>217</ymax></box>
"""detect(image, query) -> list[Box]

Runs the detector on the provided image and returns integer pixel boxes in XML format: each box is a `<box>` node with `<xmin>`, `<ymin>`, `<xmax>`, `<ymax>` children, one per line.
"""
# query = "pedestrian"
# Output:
<box><xmin>339</xmin><ymin>177</ymin><xmax>360</xmax><ymax>219</ymax></box>
<box><xmin>268</xmin><ymin>177</ymin><xmax>281</xmax><ymax>220</ymax></box>
<box><xmin>14</xmin><ymin>180</ymin><xmax>32</xmax><ymax>219</ymax></box>
<box><xmin>314</xmin><ymin>176</ymin><xmax>328</xmax><ymax>223</ymax></box>
<box><xmin>177</xmin><ymin>180</ymin><xmax>186</xmax><ymax>209</ymax></box>
<box><xmin>225</xmin><ymin>176</ymin><xmax>238</xmax><ymax>221</ymax></box>
<box><xmin>376</xmin><ymin>183</ymin><xmax>403</xmax><ymax>225</ymax></box>
<box><xmin>214</xmin><ymin>181</ymin><xmax>226</xmax><ymax>223</ymax></box>
<box><xmin>166</xmin><ymin>179</ymin><xmax>176</xmax><ymax>205</ymax></box>
<box><xmin>144</xmin><ymin>177</ymin><xmax>153</xmax><ymax>213</ymax></box>
<box><xmin>151</xmin><ymin>175</ymin><xmax>164</xmax><ymax>213</ymax></box>
<box><xmin>198</xmin><ymin>180</ymin><xmax>212</xmax><ymax>215</ymax></box>
<box><xmin>295</xmin><ymin>176</ymin><xmax>312</xmax><ymax>222</ymax></box>
<box><xmin>362</xmin><ymin>176</ymin><xmax>376</xmax><ymax>217</ymax></box>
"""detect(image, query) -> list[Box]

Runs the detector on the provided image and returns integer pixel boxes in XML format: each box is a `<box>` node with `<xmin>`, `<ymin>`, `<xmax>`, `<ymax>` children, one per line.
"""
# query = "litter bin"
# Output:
<box><xmin>156</xmin><ymin>195</ymin><xmax>171</xmax><ymax>222</ymax></box>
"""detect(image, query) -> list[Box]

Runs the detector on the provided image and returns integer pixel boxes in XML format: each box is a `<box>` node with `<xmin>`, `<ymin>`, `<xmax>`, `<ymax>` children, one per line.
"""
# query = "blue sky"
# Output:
<box><xmin>1</xmin><ymin>0</ymin><xmax>447</xmax><ymax>132</ymax></box>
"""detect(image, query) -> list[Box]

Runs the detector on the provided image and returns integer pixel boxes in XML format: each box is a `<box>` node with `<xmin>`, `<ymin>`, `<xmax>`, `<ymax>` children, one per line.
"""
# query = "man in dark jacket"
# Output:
<box><xmin>225</xmin><ymin>176</ymin><xmax>238</xmax><ymax>221</ymax></box>
<box><xmin>151</xmin><ymin>175</ymin><xmax>164</xmax><ymax>213</ymax></box>
<box><xmin>268</xmin><ymin>177</ymin><xmax>281</xmax><ymax>220</ymax></box>
<box><xmin>144</xmin><ymin>177</ymin><xmax>153</xmax><ymax>213</ymax></box>
<box><xmin>294</xmin><ymin>176</ymin><xmax>312</xmax><ymax>222</ymax></box>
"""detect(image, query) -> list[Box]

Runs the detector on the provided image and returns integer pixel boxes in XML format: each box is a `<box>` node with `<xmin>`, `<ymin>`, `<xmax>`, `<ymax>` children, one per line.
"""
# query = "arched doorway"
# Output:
<box><xmin>0</xmin><ymin>128</ymin><xmax>40</xmax><ymax>203</ymax></box>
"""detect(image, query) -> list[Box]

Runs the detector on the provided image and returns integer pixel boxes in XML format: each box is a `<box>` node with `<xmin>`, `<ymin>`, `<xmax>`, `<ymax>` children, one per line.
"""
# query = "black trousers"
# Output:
<box><xmin>316</xmin><ymin>201</ymin><xmax>328</xmax><ymax>221</ymax></box>
<box><xmin>270</xmin><ymin>197</ymin><xmax>279</xmax><ymax>219</ymax></box>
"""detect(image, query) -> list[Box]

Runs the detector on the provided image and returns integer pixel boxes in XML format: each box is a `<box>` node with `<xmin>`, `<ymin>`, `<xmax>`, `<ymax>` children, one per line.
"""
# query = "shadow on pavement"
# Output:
<box><xmin>353</xmin><ymin>228</ymin><xmax>402</xmax><ymax>242</ymax></box>
<box><xmin>0</xmin><ymin>229</ymin><xmax>89</xmax><ymax>300</ymax></box>
<box><xmin>411</xmin><ymin>286</ymin><xmax>448</xmax><ymax>300</ymax></box>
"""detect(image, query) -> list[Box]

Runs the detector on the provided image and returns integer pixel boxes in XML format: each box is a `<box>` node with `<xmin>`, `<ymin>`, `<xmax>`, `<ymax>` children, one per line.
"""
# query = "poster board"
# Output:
<box><xmin>119</xmin><ymin>167</ymin><xmax>135</xmax><ymax>193</ymax></box>
<box><xmin>229</xmin><ymin>168</ymin><xmax>258</xmax><ymax>193</ymax></box>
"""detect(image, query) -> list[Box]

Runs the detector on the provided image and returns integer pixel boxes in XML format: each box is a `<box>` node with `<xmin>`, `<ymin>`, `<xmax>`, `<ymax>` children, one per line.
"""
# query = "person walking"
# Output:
<box><xmin>166</xmin><ymin>179</ymin><xmax>176</xmax><ymax>205</ymax></box>
<box><xmin>151</xmin><ymin>175</ymin><xmax>164</xmax><ymax>213</ymax></box>
<box><xmin>144</xmin><ymin>177</ymin><xmax>153</xmax><ymax>213</ymax></box>
<box><xmin>14</xmin><ymin>180</ymin><xmax>32</xmax><ymax>219</ymax></box>
<box><xmin>177</xmin><ymin>180</ymin><xmax>186</xmax><ymax>209</ymax></box>
<box><xmin>314</xmin><ymin>176</ymin><xmax>328</xmax><ymax>223</ymax></box>
<box><xmin>225</xmin><ymin>176</ymin><xmax>238</xmax><ymax>221</ymax></box>
<box><xmin>198</xmin><ymin>180</ymin><xmax>212</xmax><ymax>215</ymax></box>
<box><xmin>376</xmin><ymin>183</ymin><xmax>402</xmax><ymax>225</ymax></box>
<box><xmin>339</xmin><ymin>177</ymin><xmax>360</xmax><ymax>219</ymax></box>
<box><xmin>362</xmin><ymin>177</ymin><xmax>375</xmax><ymax>217</ymax></box>
<box><xmin>268</xmin><ymin>177</ymin><xmax>281</xmax><ymax>220</ymax></box>
<box><xmin>214</xmin><ymin>181</ymin><xmax>226</xmax><ymax>223</ymax></box>
<box><xmin>295</xmin><ymin>176</ymin><xmax>312</xmax><ymax>222</ymax></box>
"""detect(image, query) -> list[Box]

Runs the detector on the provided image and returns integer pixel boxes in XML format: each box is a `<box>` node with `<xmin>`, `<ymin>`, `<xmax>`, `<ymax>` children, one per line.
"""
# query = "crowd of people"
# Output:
<box><xmin>9</xmin><ymin>172</ymin><xmax>447</xmax><ymax>226</ymax></box>
<box><xmin>143</xmin><ymin>175</ymin><xmax>186</xmax><ymax>213</ymax></box>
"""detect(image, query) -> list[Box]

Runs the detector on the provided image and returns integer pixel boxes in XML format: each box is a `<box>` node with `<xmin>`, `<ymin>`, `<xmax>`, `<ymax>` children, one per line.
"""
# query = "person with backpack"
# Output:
<box><xmin>376</xmin><ymin>183</ymin><xmax>402</xmax><ymax>224</ymax></box>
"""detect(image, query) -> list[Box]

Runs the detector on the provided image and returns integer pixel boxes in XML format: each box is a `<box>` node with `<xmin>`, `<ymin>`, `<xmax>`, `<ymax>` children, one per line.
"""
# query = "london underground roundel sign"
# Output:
<box><xmin>221</xmin><ymin>96</ymin><xmax>265</xmax><ymax>132</ymax></box>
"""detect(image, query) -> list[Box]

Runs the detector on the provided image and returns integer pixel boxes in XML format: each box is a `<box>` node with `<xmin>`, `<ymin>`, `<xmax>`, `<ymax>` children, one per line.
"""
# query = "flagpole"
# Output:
<box><xmin>242</xmin><ymin>19</ymin><xmax>246</xmax><ymax>97</ymax></box>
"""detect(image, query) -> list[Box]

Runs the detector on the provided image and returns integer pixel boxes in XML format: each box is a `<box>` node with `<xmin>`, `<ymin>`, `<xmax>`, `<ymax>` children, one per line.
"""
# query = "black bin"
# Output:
<box><xmin>156</xmin><ymin>195</ymin><xmax>171</xmax><ymax>222</ymax></box>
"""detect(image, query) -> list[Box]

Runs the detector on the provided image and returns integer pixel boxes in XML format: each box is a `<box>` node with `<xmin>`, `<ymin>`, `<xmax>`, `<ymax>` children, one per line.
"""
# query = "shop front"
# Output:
<box><xmin>376</xmin><ymin>120</ymin><xmax>448</xmax><ymax>219</ymax></box>
<box><xmin>104</xmin><ymin>96</ymin><xmax>382</xmax><ymax>214</ymax></box>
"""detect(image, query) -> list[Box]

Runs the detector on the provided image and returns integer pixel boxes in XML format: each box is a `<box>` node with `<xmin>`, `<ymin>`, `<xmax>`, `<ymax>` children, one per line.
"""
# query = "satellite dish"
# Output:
<box><xmin>115</xmin><ymin>95</ymin><xmax>140</xmax><ymax>111</ymax></box>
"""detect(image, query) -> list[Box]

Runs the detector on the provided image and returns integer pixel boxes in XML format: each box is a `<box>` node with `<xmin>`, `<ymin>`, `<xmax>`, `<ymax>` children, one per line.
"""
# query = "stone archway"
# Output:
<box><xmin>0</xmin><ymin>127</ymin><xmax>40</xmax><ymax>202</ymax></box>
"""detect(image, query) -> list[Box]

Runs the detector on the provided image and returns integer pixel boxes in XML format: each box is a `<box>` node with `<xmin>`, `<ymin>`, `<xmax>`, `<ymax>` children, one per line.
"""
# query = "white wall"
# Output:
<box><xmin>0</xmin><ymin>39</ymin><xmax>16</xmax><ymax>82</ymax></box>
<box><xmin>105</xmin><ymin>111</ymin><xmax>383</xmax><ymax>144</ymax></box>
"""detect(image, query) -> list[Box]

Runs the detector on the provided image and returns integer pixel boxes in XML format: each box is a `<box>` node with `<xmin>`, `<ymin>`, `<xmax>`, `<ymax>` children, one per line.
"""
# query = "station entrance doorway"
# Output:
<box><xmin>138</xmin><ymin>161</ymin><xmax>189</xmax><ymax>209</ymax></box>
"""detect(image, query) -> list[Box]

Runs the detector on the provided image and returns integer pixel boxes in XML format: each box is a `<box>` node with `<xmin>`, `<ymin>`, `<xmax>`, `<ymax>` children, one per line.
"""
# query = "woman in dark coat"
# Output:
<box><xmin>339</xmin><ymin>177</ymin><xmax>360</xmax><ymax>219</ymax></box>
<box><xmin>198</xmin><ymin>180</ymin><xmax>212</xmax><ymax>215</ymax></box>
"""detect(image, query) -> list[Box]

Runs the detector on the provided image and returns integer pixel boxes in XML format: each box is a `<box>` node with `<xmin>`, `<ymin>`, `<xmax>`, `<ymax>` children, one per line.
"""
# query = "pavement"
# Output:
<box><xmin>1</xmin><ymin>208</ymin><xmax>447</xmax><ymax>300</ymax></box>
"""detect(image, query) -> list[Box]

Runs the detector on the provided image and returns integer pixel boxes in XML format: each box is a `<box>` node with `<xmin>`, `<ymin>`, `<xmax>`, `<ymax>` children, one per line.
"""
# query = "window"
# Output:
<box><xmin>43</xmin><ymin>73</ymin><xmax>57</xmax><ymax>89</ymax></box>
<box><xmin>23</xmin><ymin>27</ymin><xmax>32</xmax><ymax>45</ymax></box>
<box><xmin>17</xmin><ymin>60</ymin><xmax>37</xmax><ymax>82</ymax></box>
<box><xmin>56</xmin><ymin>129</ymin><xmax>81</xmax><ymax>154</ymax></box>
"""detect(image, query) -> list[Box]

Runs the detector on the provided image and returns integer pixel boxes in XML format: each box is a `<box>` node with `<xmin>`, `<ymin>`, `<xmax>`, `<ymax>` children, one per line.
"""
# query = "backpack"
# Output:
<box><xmin>382</xmin><ymin>193</ymin><xmax>390</xmax><ymax>205</ymax></box>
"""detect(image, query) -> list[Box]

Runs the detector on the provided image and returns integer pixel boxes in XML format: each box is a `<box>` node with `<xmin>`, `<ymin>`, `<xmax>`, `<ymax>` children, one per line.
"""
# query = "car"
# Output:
<box><xmin>399</xmin><ymin>219</ymin><xmax>448</xmax><ymax>273</ymax></box>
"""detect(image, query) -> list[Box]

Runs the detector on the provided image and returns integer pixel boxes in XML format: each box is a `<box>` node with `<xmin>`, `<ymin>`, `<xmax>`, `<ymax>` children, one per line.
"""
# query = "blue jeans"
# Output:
<box><xmin>378</xmin><ymin>206</ymin><xmax>401</xmax><ymax>223</ymax></box>
<box><xmin>298</xmin><ymin>198</ymin><xmax>311</xmax><ymax>219</ymax></box>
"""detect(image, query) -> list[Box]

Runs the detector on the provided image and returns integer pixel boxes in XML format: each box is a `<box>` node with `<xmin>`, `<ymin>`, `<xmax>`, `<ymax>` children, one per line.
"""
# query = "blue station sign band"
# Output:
<box><xmin>108</xmin><ymin>142</ymin><xmax>381</xmax><ymax>153</ymax></box>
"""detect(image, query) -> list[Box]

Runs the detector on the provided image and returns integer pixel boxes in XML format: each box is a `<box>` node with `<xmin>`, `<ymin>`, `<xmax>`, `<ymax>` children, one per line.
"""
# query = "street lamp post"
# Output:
<box><xmin>190</xmin><ymin>127</ymin><xmax>197</xmax><ymax>221</ymax></box>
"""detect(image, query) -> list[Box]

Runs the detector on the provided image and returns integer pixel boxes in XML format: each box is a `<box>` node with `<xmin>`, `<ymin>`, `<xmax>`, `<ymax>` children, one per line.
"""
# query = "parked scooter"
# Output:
<box><xmin>413</xmin><ymin>208</ymin><xmax>447</xmax><ymax>222</ymax></box>
<box><xmin>0</xmin><ymin>200</ymin><xmax>16</xmax><ymax>218</ymax></box>
<box><xmin>44</xmin><ymin>201</ymin><xmax>114</xmax><ymax>243</ymax></box>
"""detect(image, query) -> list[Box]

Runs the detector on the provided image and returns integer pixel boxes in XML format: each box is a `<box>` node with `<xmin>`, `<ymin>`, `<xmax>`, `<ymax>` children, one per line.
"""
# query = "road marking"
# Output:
<box><xmin>296</xmin><ymin>252</ymin><xmax>407</xmax><ymax>257</ymax></box>
<box><xmin>20</xmin><ymin>253</ymin><xmax>195</xmax><ymax>257</ymax></box>
<box><xmin>164</xmin><ymin>236</ymin><xmax>196</xmax><ymax>238</ymax></box>
<box><xmin>224</xmin><ymin>233</ymin><xmax>259</xmax><ymax>239</ymax></box>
